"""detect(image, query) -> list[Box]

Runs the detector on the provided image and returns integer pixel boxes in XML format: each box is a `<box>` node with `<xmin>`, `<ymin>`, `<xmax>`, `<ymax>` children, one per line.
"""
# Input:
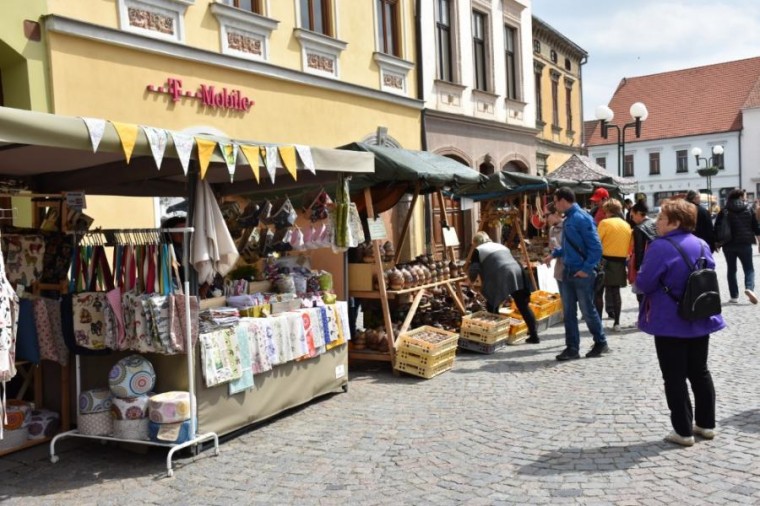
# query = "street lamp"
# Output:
<box><xmin>594</xmin><ymin>102</ymin><xmax>649</xmax><ymax>178</ymax></box>
<box><xmin>691</xmin><ymin>145</ymin><xmax>724</xmax><ymax>198</ymax></box>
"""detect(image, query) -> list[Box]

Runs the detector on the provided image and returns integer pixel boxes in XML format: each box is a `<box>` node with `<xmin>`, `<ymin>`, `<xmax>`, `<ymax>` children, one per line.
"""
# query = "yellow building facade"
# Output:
<box><xmin>532</xmin><ymin>16</ymin><xmax>587</xmax><ymax>174</ymax></box>
<box><xmin>2</xmin><ymin>1</ymin><xmax>423</xmax><ymax>242</ymax></box>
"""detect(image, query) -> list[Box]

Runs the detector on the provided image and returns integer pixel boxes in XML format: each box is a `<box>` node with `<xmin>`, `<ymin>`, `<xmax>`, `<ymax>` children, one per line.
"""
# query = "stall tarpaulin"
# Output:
<box><xmin>452</xmin><ymin>171</ymin><xmax>550</xmax><ymax>202</ymax></box>
<box><xmin>546</xmin><ymin>154</ymin><xmax>637</xmax><ymax>194</ymax></box>
<box><xmin>339</xmin><ymin>142</ymin><xmax>487</xmax><ymax>192</ymax></box>
<box><xmin>0</xmin><ymin>106</ymin><xmax>375</xmax><ymax>196</ymax></box>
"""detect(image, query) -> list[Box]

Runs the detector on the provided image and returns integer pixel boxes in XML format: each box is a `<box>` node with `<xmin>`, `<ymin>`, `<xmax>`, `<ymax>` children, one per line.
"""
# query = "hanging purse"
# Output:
<box><xmin>71</xmin><ymin>245</ymin><xmax>114</xmax><ymax>351</ymax></box>
<box><xmin>269</xmin><ymin>197</ymin><xmax>298</xmax><ymax>230</ymax></box>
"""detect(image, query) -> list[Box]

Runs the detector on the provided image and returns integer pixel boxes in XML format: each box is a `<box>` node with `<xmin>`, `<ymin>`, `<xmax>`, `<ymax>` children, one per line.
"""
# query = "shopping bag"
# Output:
<box><xmin>71</xmin><ymin>246</ymin><xmax>114</xmax><ymax>351</ymax></box>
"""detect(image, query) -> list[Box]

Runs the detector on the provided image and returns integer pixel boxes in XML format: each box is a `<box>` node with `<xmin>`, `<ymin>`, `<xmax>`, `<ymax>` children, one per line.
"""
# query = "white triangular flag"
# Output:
<box><xmin>220</xmin><ymin>142</ymin><xmax>239</xmax><ymax>182</ymax></box>
<box><xmin>295</xmin><ymin>145</ymin><xmax>315</xmax><ymax>175</ymax></box>
<box><xmin>170</xmin><ymin>132</ymin><xmax>194</xmax><ymax>176</ymax></box>
<box><xmin>265</xmin><ymin>145</ymin><xmax>278</xmax><ymax>184</ymax></box>
<box><xmin>141</xmin><ymin>126</ymin><xmax>168</xmax><ymax>169</ymax></box>
<box><xmin>81</xmin><ymin>117</ymin><xmax>106</xmax><ymax>153</ymax></box>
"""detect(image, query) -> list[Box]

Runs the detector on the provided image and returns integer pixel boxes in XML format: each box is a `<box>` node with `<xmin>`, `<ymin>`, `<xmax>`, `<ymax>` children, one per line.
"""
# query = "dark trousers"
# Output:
<box><xmin>595</xmin><ymin>286</ymin><xmax>622</xmax><ymax>325</ymax></box>
<box><xmin>654</xmin><ymin>335</ymin><xmax>715</xmax><ymax>437</ymax></box>
<box><xmin>487</xmin><ymin>288</ymin><xmax>538</xmax><ymax>339</ymax></box>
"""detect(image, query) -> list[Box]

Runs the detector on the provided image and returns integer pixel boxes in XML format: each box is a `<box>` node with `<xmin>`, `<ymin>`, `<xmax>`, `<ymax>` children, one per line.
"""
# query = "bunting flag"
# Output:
<box><xmin>196</xmin><ymin>138</ymin><xmax>217</xmax><ymax>180</ymax></box>
<box><xmin>239</xmin><ymin>144</ymin><xmax>261</xmax><ymax>183</ymax></box>
<box><xmin>295</xmin><ymin>145</ymin><xmax>316</xmax><ymax>175</ymax></box>
<box><xmin>170</xmin><ymin>132</ymin><xmax>194</xmax><ymax>175</ymax></box>
<box><xmin>263</xmin><ymin>146</ymin><xmax>278</xmax><ymax>184</ymax></box>
<box><xmin>81</xmin><ymin>117</ymin><xmax>106</xmax><ymax>153</ymax></box>
<box><xmin>141</xmin><ymin>126</ymin><xmax>168</xmax><ymax>170</ymax></box>
<box><xmin>220</xmin><ymin>142</ymin><xmax>239</xmax><ymax>182</ymax></box>
<box><xmin>278</xmin><ymin>146</ymin><xmax>298</xmax><ymax>181</ymax></box>
<box><xmin>111</xmin><ymin>121</ymin><xmax>139</xmax><ymax>163</ymax></box>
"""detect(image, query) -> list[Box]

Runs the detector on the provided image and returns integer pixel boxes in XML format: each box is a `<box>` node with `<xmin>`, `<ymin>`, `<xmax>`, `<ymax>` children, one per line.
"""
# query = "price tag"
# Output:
<box><xmin>65</xmin><ymin>191</ymin><xmax>87</xmax><ymax>211</ymax></box>
<box><xmin>368</xmin><ymin>218</ymin><xmax>387</xmax><ymax>241</ymax></box>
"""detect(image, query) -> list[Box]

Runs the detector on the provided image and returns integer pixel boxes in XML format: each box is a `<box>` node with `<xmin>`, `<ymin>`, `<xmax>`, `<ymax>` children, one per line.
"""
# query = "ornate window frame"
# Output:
<box><xmin>373</xmin><ymin>52</ymin><xmax>414</xmax><ymax>95</ymax></box>
<box><xmin>118</xmin><ymin>0</ymin><xmax>194</xmax><ymax>43</ymax></box>
<box><xmin>293</xmin><ymin>28</ymin><xmax>347</xmax><ymax>79</ymax></box>
<box><xmin>210</xmin><ymin>2</ymin><xmax>278</xmax><ymax>62</ymax></box>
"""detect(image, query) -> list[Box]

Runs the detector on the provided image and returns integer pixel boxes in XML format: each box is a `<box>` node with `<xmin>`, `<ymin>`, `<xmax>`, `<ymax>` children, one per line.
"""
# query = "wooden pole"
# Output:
<box><xmin>364</xmin><ymin>188</ymin><xmax>396</xmax><ymax>364</ymax></box>
<box><xmin>393</xmin><ymin>181</ymin><xmax>420</xmax><ymax>265</ymax></box>
<box><xmin>435</xmin><ymin>189</ymin><xmax>456</xmax><ymax>261</ymax></box>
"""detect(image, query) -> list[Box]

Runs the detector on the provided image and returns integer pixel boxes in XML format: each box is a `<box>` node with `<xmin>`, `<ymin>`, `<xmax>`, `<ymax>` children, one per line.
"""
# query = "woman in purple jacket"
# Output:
<box><xmin>635</xmin><ymin>199</ymin><xmax>725</xmax><ymax>447</ymax></box>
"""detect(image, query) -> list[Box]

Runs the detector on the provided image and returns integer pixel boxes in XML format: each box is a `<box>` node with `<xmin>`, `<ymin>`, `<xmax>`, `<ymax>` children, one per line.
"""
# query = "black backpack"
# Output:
<box><xmin>661</xmin><ymin>237</ymin><xmax>722</xmax><ymax>321</ymax></box>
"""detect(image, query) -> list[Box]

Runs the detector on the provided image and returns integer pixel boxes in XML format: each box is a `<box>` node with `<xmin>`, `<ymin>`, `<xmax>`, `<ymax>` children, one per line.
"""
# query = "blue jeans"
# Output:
<box><xmin>559</xmin><ymin>271</ymin><xmax>607</xmax><ymax>353</ymax></box>
<box><xmin>723</xmin><ymin>244</ymin><xmax>755</xmax><ymax>298</ymax></box>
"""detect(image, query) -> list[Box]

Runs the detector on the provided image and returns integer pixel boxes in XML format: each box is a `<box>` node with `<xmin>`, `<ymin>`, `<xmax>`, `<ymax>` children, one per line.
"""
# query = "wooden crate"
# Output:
<box><xmin>396</xmin><ymin>326</ymin><xmax>459</xmax><ymax>357</ymax></box>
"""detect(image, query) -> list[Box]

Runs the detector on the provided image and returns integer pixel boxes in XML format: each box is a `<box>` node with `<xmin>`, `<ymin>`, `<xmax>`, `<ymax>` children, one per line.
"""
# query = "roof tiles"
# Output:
<box><xmin>586</xmin><ymin>56</ymin><xmax>760</xmax><ymax>147</ymax></box>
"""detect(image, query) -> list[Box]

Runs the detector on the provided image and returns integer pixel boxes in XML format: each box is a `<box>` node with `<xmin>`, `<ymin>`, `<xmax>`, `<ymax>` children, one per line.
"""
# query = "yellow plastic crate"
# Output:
<box><xmin>395</xmin><ymin>348</ymin><xmax>457</xmax><ymax>368</ymax></box>
<box><xmin>394</xmin><ymin>356</ymin><xmax>455</xmax><ymax>379</ymax></box>
<box><xmin>460</xmin><ymin>311</ymin><xmax>511</xmax><ymax>342</ymax></box>
<box><xmin>396</xmin><ymin>326</ymin><xmax>459</xmax><ymax>357</ymax></box>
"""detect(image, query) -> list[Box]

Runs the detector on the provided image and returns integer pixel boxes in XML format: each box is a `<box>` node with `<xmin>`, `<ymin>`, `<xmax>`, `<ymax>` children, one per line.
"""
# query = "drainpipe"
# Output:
<box><xmin>579</xmin><ymin>53</ymin><xmax>589</xmax><ymax>155</ymax></box>
<box><xmin>738</xmin><ymin>131</ymin><xmax>742</xmax><ymax>191</ymax></box>
<box><xmin>415</xmin><ymin>0</ymin><xmax>432</xmax><ymax>251</ymax></box>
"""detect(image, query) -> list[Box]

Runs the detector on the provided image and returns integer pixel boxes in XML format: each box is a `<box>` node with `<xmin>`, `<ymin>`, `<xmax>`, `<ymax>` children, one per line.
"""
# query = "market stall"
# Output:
<box><xmin>337</xmin><ymin>142</ymin><xmax>487</xmax><ymax>373</ymax></box>
<box><xmin>547</xmin><ymin>154</ymin><xmax>637</xmax><ymax>197</ymax></box>
<box><xmin>0</xmin><ymin>105</ymin><xmax>374</xmax><ymax>473</ymax></box>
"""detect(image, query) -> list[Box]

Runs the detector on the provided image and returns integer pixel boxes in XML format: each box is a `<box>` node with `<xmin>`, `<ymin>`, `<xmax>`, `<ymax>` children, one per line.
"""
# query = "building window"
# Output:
<box><xmin>596</xmin><ymin>157</ymin><xmax>606</xmax><ymax>169</ymax></box>
<box><xmin>435</xmin><ymin>0</ymin><xmax>452</xmax><ymax>81</ymax></box>
<box><xmin>534</xmin><ymin>62</ymin><xmax>544</xmax><ymax>124</ymax></box>
<box><xmin>550</xmin><ymin>49</ymin><xmax>557</xmax><ymax>63</ymax></box>
<box><xmin>713</xmin><ymin>150</ymin><xmax>724</xmax><ymax>170</ymax></box>
<box><xmin>300</xmin><ymin>0</ymin><xmax>332</xmax><ymax>36</ymax></box>
<box><xmin>550</xmin><ymin>70</ymin><xmax>560</xmax><ymax>128</ymax></box>
<box><xmin>623</xmin><ymin>154</ymin><xmax>634</xmax><ymax>177</ymax></box>
<box><xmin>472</xmin><ymin>11</ymin><xmax>488</xmax><ymax>91</ymax></box>
<box><xmin>536</xmin><ymin>154</ymin><xmax>548</xmax><ymax>176</ymax></box>
<box><xmin>649</xmin><ymin>152</ymin><xmax>660</xmax><ymax>175</ymax></box>
<box><xmin>224</xmin><ymin>0</ymin><xmax>264</xmax><ymax>14</ymax></box>
<box><xmin>210</xmin><ymin>2</ymin><xmax>279</xmax><ymax>62</ymax></box>
<box><xmin>564</xmin><ymin>80</ymin><xmax>573</xmax><ymax>133</ymax></box>
<box><xmin>676</xmin><ymin>149</ymin><xmax>688</xmax><ymax>173</ymax></box>
<box><xmin>564</xmin><ymin>57</ymin><xmax>571</xmax><ymax>71</ymax></box>
<box><xmin>376</xmin><ymin>0</ymin><xmax>401</xmax><ymax>57</ymax></box>
<box><xmin>504</xmin><ymin>25</ymin><xmax>517</xmax><ymax>100</ymax></box>
<box><xmin>533</xmin><ymin>39</ymin><xmax>540</xmax><ymax>53</ymax></box>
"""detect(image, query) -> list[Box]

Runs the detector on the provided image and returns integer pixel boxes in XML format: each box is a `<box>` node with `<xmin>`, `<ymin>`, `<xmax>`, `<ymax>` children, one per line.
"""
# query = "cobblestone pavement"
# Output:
<box><xmin>2</xmin><ymin>252</ymin><xmax>760</xmax><ymax>505</ymax></box>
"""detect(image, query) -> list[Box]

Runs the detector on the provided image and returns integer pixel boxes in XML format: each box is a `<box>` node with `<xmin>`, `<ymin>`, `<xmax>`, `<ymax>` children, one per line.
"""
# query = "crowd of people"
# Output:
<box><xmin>469</xmin><ymin>185</ymin><xmax>759</xmax><ymax>448</ymax></box>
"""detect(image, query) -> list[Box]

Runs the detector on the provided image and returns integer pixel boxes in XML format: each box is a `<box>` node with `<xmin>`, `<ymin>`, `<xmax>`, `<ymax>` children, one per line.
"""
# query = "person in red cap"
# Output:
<box><xmin>589</xmin><ymin>188</ymin><xmax>610</xmax><ymax>225</ymax></box>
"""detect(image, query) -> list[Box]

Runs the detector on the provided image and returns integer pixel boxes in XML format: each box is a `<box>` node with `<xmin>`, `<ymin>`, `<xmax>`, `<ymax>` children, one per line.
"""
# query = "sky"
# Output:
<box><xmin>532</xmin><ymin>0</ymin><xmax>760</xmax><ymax>120</ymax></box>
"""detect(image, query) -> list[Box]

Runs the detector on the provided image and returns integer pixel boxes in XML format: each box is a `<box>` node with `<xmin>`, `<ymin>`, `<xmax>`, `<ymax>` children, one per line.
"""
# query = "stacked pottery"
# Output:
<box><xmin>77</xmin><ymin>387</ymin><xmax>113</xmax><ymax>436</ymax></box>
<box><xmin>147</xmin><ymin>391</ymin><xmax>195</xmax><ymax>444</ymax></box>
<box><xmin>0</xmin><ymin>400</ymin><xmax>33</xmax><ymax>451</ymax></box>
<box><xmin>108</xmin><ymin>355</ymin><xmax>156</xmax><ymax>440</ymax></box>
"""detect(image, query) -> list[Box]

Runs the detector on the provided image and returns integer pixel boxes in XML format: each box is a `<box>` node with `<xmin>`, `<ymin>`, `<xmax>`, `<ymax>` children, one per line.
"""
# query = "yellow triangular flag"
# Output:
<box><xmin>111</xmin><ymin>121</ymin><xmax>139</xmax><ymax>163</ymax></box>
<box><xmin>239</xmin><ymin>144</ymin><xmax>261</xmax><ymax>183</ymax></box>
<box><xmin>278</xmin><ymin>146</ymin><xmax>298</xmax><ymax>181</ymax></box>
<box><xmin>195</xmin><ymin>138</ymin><xmax>217</xmax><ymax>179</ymax></box>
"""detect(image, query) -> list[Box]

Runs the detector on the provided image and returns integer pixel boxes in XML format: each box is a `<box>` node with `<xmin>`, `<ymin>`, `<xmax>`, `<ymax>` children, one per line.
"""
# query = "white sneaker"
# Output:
<box><xmin>693</xmin><ymin>425</ymin><xmax>716</xmax><ymax>440</ymax></box>
<box><xmin>664</xmin><ymin>431</ymin><xmax>695</xmax><ymax>447</ymax></box>
<box><xmin>745</xmin><ymin>290</ymin><xmax>758</xmax><ymax>304</ymax></box>
<box><xmin>612</xmin><ymin>324</ymin><xmax>621</xmax><ymax>332</ymax></box>
<box><xmin>729</xmin><ymin>298</ymin><xmax>739</xmax><ymax>304</ymax></box>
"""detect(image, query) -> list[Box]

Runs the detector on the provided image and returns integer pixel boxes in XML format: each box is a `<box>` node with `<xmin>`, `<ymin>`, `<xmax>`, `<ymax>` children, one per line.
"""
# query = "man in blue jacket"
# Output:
<box><xmin>551</xmin><ymin>187</ymin><xmax>610</xmax><ymax>360</ymax></box>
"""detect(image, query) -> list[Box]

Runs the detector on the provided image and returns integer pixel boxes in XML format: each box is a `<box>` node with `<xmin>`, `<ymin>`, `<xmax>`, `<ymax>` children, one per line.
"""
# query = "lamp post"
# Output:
<box><xmin>594</xmin><ymin>102</ymin><xmax>649</xmax><ymax>178</ymax></box>
<box><xmin>691</xmin><ymin>145</ymin><xmax>724</xmax><ymax>198</ymax></box>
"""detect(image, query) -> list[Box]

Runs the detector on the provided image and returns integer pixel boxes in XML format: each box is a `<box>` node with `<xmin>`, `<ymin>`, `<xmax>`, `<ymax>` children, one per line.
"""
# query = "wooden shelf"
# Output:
<box><xmin>348</xmin><ymin>348</ymin><xmax>392</xmax><ymax>363</ymax></box>
<box><xmin>0</xmin><ymin>436</ymin><xmax>51</xmax><ymax>457</ymax></box>
<box><xmin>351</xmin><ymin>276</ymin><xmax>466</xmax><ymax>299</ymax></box>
